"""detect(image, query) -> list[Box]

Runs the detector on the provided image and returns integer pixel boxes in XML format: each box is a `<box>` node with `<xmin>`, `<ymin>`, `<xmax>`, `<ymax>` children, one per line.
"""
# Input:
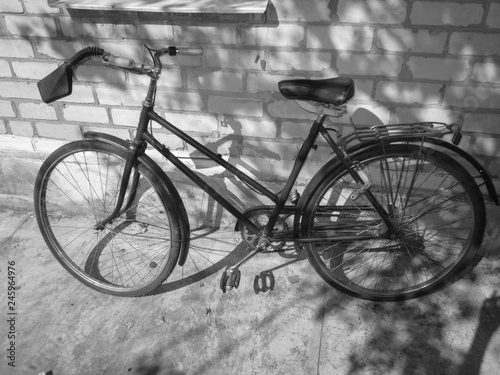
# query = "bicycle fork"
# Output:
<box><xmin>93</xmin><ymin>141</ymin><xmax>144</xmax><ymax>230</ymax></box>
<box><xmin>94</xmin><ymin>103</ymin><xmax>152</xmax><ymax>231</ymax></box>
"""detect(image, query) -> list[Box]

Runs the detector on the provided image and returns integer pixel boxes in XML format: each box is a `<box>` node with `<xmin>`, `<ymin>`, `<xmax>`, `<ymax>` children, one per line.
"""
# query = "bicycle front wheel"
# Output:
<box><xmin>301</xmin><ymin>144</ymin><xmax>485</xmax><ymax>301</ymax></box>
<box><xmin>34</xmin><ymin>140</ymin><xmax>181</xmax><ymax>296</ymax></box>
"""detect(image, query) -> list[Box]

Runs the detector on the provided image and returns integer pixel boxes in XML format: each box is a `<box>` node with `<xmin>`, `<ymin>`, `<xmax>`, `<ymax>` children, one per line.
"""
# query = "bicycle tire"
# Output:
<box><xmin>300</xmin><ymin>144</ymin><xmax>485</xmax><ymax>301</ymax></box>
<box><xmin>34</xmin><ymin>140</ymin><xmax>182</xmax><ymax>296</ymax></box>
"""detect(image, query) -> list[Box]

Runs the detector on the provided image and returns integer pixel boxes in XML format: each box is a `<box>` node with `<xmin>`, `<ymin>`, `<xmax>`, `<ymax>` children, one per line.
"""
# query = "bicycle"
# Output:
<box><xmin>34</xmin><ymin>46</ymin><xmax>499</xmax><ymax>301</ymax></box>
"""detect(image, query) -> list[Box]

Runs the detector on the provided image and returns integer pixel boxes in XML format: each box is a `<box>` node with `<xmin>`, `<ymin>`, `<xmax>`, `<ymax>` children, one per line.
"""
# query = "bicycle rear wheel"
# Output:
<box><xmin>301</xmin><ymin>144</ymin><xmax>485</xmax><ymax>301</ymax></box>
<box><xmin>34</xmin><ymin>140</ymin><xmax>181</xmax><ymax>296</ymax></box>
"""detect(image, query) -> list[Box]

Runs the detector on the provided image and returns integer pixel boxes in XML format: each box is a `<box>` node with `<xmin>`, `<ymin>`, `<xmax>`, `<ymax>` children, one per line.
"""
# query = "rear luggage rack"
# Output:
<box><xmin>338</xmin><ymin>122</ymin><xmax>462</xmax><ymax>147</ymax></box>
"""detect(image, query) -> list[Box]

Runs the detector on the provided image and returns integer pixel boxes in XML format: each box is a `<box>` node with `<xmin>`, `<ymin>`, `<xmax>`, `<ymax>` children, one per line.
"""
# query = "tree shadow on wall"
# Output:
<box><xmin>31</xmin><ymin>1</ymin><xmax>500</xmax><ymax>374</ymax></box>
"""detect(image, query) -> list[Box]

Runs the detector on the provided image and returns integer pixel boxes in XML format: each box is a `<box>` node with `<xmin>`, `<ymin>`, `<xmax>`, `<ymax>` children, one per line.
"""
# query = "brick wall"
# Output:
<box><xmin>1</xmin><ymin>0</ymin><xmax>500</xmax><ymax>195</ymax></box>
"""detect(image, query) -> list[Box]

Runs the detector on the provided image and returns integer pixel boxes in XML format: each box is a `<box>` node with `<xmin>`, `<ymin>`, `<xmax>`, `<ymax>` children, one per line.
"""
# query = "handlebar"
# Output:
<box><xmin>101</xmin><ymin>46</ymin><xmax>203</xmax><ymax>77</ymax></box>
<box><xmin>38</xmin><ymin>45</ymin><xmax>202</xmax><ymax>103</ymax></box>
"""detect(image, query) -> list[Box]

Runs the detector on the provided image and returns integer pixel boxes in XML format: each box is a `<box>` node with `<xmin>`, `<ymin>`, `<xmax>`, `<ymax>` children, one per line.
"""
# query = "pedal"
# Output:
<box><xmin>220</xmin><ymin>268</ymin><xmax>241</xmax><ymax>293</ymax></box>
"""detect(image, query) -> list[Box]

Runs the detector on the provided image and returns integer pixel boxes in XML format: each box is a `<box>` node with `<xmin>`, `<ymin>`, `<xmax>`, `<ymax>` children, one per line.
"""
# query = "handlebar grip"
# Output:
<box><xmin>176</xmin><ymin>47</ymin><xmax>203</xmax><ymax>56</ymax></box>
<box><xmin>68</xmin><ymin>46</ymin><xmax>104</xmax><ymax>67</ymax></box>
<box><xmin>104</xmin><ymin>54</ymin><xmax>136</xmax><ymax>69</ymax></box>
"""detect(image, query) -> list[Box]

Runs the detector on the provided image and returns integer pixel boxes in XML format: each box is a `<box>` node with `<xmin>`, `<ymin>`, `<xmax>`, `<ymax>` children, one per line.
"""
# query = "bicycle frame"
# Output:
<box><xmin>94</xmin><ymin>74</ymin><xmax>399</xmax><ymax>244</ymax></box>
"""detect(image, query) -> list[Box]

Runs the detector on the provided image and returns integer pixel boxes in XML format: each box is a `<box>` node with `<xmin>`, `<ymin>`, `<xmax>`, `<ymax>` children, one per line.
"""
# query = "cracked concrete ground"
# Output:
<box><xmin>0</xmin><ymin>194</ymin><xmax>499</xmax><ymax>375</ymax></box>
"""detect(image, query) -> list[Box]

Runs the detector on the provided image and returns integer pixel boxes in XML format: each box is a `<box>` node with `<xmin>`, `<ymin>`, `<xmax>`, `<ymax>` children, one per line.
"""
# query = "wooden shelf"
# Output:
<box><xmin>48</xmin><ymin>0</ymin><xmax>269</xmax><ymax>14</ymax></box>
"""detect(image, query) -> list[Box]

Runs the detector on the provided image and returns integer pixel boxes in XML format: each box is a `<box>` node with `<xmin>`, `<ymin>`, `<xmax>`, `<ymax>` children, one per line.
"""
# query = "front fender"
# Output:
<box><xmin>83</xmin><ymin>131</ymin><xmax>191</xmax><ymax>266</ymax></box>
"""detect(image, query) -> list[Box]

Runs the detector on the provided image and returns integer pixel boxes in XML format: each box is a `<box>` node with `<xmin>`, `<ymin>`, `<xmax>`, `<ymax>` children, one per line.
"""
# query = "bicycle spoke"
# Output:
<box><xmin>304</xmin><ymin>144</ymin><xmax>482</xmax><ymax>300</ymax></box>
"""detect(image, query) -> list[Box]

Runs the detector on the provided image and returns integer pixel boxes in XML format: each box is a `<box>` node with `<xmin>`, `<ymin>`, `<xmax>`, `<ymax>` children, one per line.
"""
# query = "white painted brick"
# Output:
<box><xmin>0</xmin><ymin>100</ymin><xmax>15</xmax><ymax>117</ymax></box>
<box><xmin>2</xmin><ymin>0</ymin><xmax>23</xmax><ymax>13</ymax></box>
<box><xmin>96</xmin><ymin>87</ymin><xmax>141</xmax><ymax>106</ymax></box>
<box><xmin>240</xmin><ymin>24</ymin><xmax>305</xmax><ymax>48</ymax></box>
<box><xmin>307</xmin><ymin>26</ymin><xmax>374</xmax><ymax>51</ymax></box>
<box><xmin>174</xmin><ymin>25</ymin><xmax>237</xmax><ymax>45</ymax></box>
<box><xmin>36</xmin><ymin>40</ymin><xmax>86</xmax><ymax>60</ymax></box>
<box><xmin>187</xmin><ymin>71</ymin><xmax>243</xmax><ymax>92</ymax></box>
<box><xmin>444</xmin><ymin>86</ymin><xmax>500</xmax><ymax>109</ymax></box>
<box><xmin>148</xmin><ymin>133</ymin><xmax>185</xmax><ymax>150</ymax></box>
<box><xmin>449</xmin><ymin>33</ymin><xmax>500</xmax><ymax>56</ymax></box>
<box><xmin>186</xmin><ymin>136</ymin><xmax>232</xmax><ymax>156</ymax></box>
<box><xmin>376</xmin><ymin>28</ymin><xmax>447</xmax><ymax>53</ymax></box>
<box><xmin>206</xmin><ymin>48</ymin><xmax>263</xmax><ymax>70</ymax></box>
<box><xmin>268</xmin><ymin>100</ymin><xmax>316</xmax><ymax>120</ymax></box>
<box><xmin>375</xmin><ymin>82</ymin><xmax>442</xmax><ymax>105</ymax></box>
<box><xmin>411</xmin><ymin>2</ymin><xmax>483</xmax><ymax>26</ymax></box>
<box><xmin>242</xmin><ymin>140</ymin><xmax>297</xmax><ymax>161</ymax></box>
<box><xmin>208</xmin><ymin>96</ymin><xmax>263</xmax><ymax>117</ymax></box>
<box><xmin>18</xmin><ymin>102</ymin><xmax>57</xmax><ymax>120</ymax></box>
<box><xmin>155</xmin><ymin>91</ymin><xmax>204</xmax><ymax>112</ymax></box>
<box><xmin>160</xmin><ymin>54</ymin><xmax>202</xmax><ymax>68</ymax></box>
<box><xmin>61</xmin><ymin>85</ymin><xmax>95</xmax><ymax>104</ymax></box>
<box><xmin>24</xmin><ymin>0</ymin><xmax>60</xmax><ymax>13</ymax></box>
<box><xmin>37</xmin><ymin>122</ymin><xmax>82</xmax><ymax>140</ymax></box>
<box><xmin>337</xmin><ymin>53</ymin><xmax>403</xmax><ymax>77</ymax></box>
<box><xmin>98</xmin><ymin>86</ymin><xmax>196</xmax><ymax>109</ymax></box>
<box><xmin>162</xmin><ymin>111</ymin><xmax>218</xmax><ymax>133</ymax></box>
<box><xmin>268</xmin><ymin>51</ymin><xmax>332</xmax><ymax>72</ymax></box>
<box><xmin>75</xmin><ymin>65</ymin><xmax>128</xmax><ymax>85</ymax></box>
<box><xmin>0</xmin><ymin>39</ymin><xmax>34</xmax><ymax>58</ymax></box>
<box><xmin>338</xmin><ymin>0</ymin><xmax>408</xmax><ymax>24</ymax></box>
<box><xmin>63</xmin><ymin>105</ymin><xmax>109</xmax><ymax>123</ymax></box>
<box><xmin>353</xmin><ymin>80</ymin><xmax>375</xmax><ymax>101</ymax></box>
<box><xmin>269</xmin><ymin>0</ymin><xmax>332</xmax><ymax>22</ymax></box>
<box><xmin>220</xmin><ymin>116</ymin><xmax>277</xmax><ymax>138</ymax></box>
<box><xmin>473</xmin><ymin>136</ymin><xmax>499</xmax><ymax>157</ymax></box>
<box><xmin>463</xmin><ymin>113</ymin><xmax>500</xmax><ymax>135</ymax></box>
<box><xmin>5</xmin><ymin>16</ymin><xmax>57</xmax><ymax>37</ymax></box>
<box><xmin>487</xmin><ymin>3</ymin><xmax>500</xmax><ymax>29</ymax></box>
<box><xmin>394</xmin><ymin>107</ymin><xmax>459</xmax><ymax>124</ymax></box>
<box><xmin>111</xmin><ymin>108</ymin><xmax>142</xmax><ymax>127</ymax></box>
<box><xmin>247</xmin><ymin>73</ymin><xmax>301</xmax><ymax>94</ymax></box>
<box><xmin>406</xmin><ymin>57</ymin><xmax>469</xmax><ymax>81</ymax></box>
<box><xmin>471</xmin><ymin>62</ymin><xmax>500</xmax><ymax>84</ymax></box>
<box><xmin>9</xmin><ymin>120</ymin><xmax>33</xmax><ymax>137</ymax></box>
<box><xmin>0</xmin><ymin>60</ymin><xmax>12</xmax><ymax>77</ymax></box>
<box><xmin>12</xmin><ymin>61</ymin><xmax>59</xmax><ymax>79</ymax></box>
<box><xmin>281</xmin><ymin>121</ymin><xmax>311</xmax><ymax>140</ymax></box>
<box><xmin>60</xmin><ymin>18</ymin><xmax>115</xmax><ymax>39</ymax></box>
<box><xmin>0</xmin><ymin>81</ymin><xmax>40</xmax><ymax>100</ymax></box>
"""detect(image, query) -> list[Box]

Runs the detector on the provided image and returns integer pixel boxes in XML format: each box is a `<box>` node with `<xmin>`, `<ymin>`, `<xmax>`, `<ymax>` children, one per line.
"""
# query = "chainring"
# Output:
<box><xmin>240</xmin><ymin>210</ymin><xmax>289</xmax><ymax>250</ymax></box>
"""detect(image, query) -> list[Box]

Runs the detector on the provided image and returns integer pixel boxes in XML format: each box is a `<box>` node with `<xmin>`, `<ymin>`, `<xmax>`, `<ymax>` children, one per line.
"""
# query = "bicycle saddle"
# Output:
<box><xmin>278</xmin><ymin>77</ymin><xmax>355</xmax><ymax>106</ymax></box>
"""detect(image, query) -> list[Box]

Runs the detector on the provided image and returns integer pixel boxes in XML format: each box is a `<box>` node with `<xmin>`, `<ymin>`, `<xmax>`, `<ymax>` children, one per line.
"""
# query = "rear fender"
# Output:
<box><xmin>347</xmin><ymin>136</ymin><xmax>498</xmax><ymax>205</ymax></box>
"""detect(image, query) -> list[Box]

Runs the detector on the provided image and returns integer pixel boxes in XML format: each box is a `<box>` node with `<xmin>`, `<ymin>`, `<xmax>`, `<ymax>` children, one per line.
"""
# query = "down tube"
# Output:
<box><xmin>142</xmin><ymin>131</ymin><xmax>261</xmax><ymax>235</ymax></box>
<box><xmin>148</xmin><ymin>111</ymin><xmax>276</xmax><ymax>202</ymax></box>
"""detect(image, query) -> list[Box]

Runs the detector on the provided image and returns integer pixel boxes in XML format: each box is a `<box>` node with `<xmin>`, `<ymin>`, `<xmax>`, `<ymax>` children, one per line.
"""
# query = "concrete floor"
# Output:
<box><xmin>1</xmin><ymin>196</ymin><xmax>500</xmax><ymax>375</ymax></box>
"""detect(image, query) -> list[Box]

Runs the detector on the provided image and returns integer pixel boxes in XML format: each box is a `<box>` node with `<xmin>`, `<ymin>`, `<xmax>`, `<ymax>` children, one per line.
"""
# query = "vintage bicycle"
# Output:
<box><xmin>34</xmin><ymin>46</ymin><xmax>499</xmax><ymax>301</ymax></box>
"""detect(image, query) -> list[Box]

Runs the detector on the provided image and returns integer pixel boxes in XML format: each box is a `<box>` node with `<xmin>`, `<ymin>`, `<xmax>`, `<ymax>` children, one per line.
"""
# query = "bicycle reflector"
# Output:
<box><xmin>37</xmin><ymin>63</ymin><xmax>73</xmax><ymax>104</ymax></box>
